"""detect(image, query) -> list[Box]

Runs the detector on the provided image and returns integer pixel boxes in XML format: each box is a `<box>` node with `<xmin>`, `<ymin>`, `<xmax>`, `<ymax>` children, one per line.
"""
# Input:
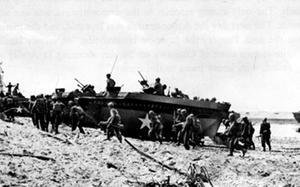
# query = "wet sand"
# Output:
<box><xmin>1</xmin><ymin>118</ymin><xmax>300</xmax><ymax>187</ymax></box>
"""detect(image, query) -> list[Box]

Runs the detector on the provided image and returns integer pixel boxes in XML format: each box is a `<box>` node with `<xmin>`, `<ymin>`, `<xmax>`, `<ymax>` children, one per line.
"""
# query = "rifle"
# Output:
<box><xmin>74</xmin><ymin>78</ymin><xmax>85</xmax><ymax>88</ymax></box>
<box><xmin>138</xmin><ymin>71</ymin><xmax>149</xmax><ymax>88</ymax></box>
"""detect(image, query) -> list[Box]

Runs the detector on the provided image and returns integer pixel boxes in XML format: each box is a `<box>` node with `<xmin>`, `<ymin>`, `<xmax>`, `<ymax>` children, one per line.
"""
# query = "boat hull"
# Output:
<box><xmin>78</xmin><ymin>92</ymin><xmax>230</xmax><ymax>139</ymax></box>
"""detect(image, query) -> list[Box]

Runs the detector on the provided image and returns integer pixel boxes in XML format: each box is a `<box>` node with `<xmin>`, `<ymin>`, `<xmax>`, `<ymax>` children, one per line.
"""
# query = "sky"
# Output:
<box><xmin>1</xmin><ymin>0</ymin><xmax>300</xmax><ymax>112</ymax></box>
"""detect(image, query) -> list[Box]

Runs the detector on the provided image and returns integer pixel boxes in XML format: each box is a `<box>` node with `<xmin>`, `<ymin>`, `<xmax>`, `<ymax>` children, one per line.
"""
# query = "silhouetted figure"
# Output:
<box><xmin>153</xmin><ymin>78</ymin><xmax>164</xmax><ymax>95</ymax></box>
<box><xmin>241</xmin><ymin>117</ymin><xmax>255</xmax><ymax>150</ymax></box>
<box><xmin>260</xmin><ymin>118</ymin><xmax>271</xmax><ymax>151</ymax></box>
<box><xmin>6</xmin><ymin>82</ymin><xmax>13</xmax><ymax>96</ymax></box>
<box><xmin>106</xmin><ymin>74</ymin><xmax>116</xmax><ymax>92</ymax></box>
<box><xmin>31</xmin><ymin>94</ymin><xmax>47</xmax><ymax>131</ymax></box>
<box><xmin>12</xmin><ymin>83</ymin><xmax>19</xmax><ymax>96</ymax></box>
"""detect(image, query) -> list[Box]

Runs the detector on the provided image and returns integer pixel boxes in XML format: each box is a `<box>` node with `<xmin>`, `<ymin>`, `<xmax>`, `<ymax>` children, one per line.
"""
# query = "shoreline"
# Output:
<box><xmin>0</xmin><ymin>118</ymin><xmax>300</xmax><ymax>187</ymax></box>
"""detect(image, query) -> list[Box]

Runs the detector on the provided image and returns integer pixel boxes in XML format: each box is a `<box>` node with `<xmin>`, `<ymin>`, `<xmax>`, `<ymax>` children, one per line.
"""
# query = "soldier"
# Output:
<box><xmin>12</xmin><ymin>83</ymin><xmax>19</xmax><ymax>96</ymax></box>
<box><xmin>153</xmin><ymin>78</ymin><xmax>164</xmax><ymax>96</ymax></box>
<box><xmin>241</xmin><ymin>117</ymin><xmax>255</xmax><ymax>150</ymax></box>
<box><xmin>106</xmin><ymin>74</ymin><xmax>116</xmax><ymax>92</ymax></box>
<box><xmin>173</xmin><ymin>109</ymin><xmax>187</xmax><ymax>145</ymax></box>
<box><xmin>182</xmin><ymin>112</ymin><xmax>198</xmax><ymax>150</ymax></box>
<box><xmin>148</xmin><ymin>110</ymin><xmax>163</xmax><ymax>144</ymax></box>
<box><xmin>172</xmin><ymin>108</ymin><xmax>182</xmax><ymax>142</ymax></box>
<box><xmin>260</xmin><ymin>118</ymin><xmax>271</xmax><ymax>151</ymax></box>
<box><xmin>51</xmin><ymin>98</ymin><xmax>65</xmax><ymax>134</ymax></box>
<box><xmin>70</xmin><ymin>101</ymin><xmax>86</xmax><ymax>134</ymax></box>
<box><xmin>99</xmin><ymin>102</ymin><xmax>122</xmax><ymax>143</ymax></box>
<box><xmin>31</xmin><ymin>94</ymin><xmax>47</xmax><ymax>131</ymax></box>
<box><xmin>45</xmin><ymin>95</ymin><xmax>53</xmax><ymax>128</ymax></box>
<box><xmin>226</xmin><ymin>114</ymin><xmax>247</xmax><ymax>157</ymax></box>
<box><xmin>6</xmin><ymin>82</ymin><xmax>13</xmax><ymax>96</ymax></box>
<box><xmin>29</xmin><ymin>95</ymin><xmax>37</xmax><ymax>127</ymax></box>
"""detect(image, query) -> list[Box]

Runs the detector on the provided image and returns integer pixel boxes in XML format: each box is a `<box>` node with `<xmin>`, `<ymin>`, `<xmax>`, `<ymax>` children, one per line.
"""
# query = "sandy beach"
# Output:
<box><xmin>1</xmin><ymin>118</ymin><xmax>300</xmax><ymax>187</ymax></box>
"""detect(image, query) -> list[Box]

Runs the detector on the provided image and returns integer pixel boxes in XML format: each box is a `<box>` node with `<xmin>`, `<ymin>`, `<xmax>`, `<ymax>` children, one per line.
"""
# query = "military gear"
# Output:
<box><xmin>260</xmin><ymin>119</ymin><xmax>271</xmax><ymax>151</ymax></box>
<box><xmin>99</xmin><ymin>108</ymin><xmax>122</xmax><ymax>143</ymax></box>
<box><xmin>70</xmin><ymin>105</ymin><xmax>86</xmax><ymax>134</ymax></box>
<box><xmin>148</xmin><ymin>111</ymin><xmax>163</xmax><ymax>144</ymax></box>
<box><xmin>51</xmin><ymin>101</ymin><xmax>65</xmax><ymax>134</ymax></box>
<box><xmin>31</xmin><ymin>98</ymin><xmax>47</xmax><ymax>131</ymax></box>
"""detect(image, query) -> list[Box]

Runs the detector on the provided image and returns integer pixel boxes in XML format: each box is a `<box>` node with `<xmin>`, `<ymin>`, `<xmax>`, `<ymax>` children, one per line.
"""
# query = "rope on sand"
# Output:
<box><xmin>0</xmin><ymin>152</ymin><xmax>55</xmax><ymax>162</ymax></box>
<box><xmin>124</xmin><ymin>138</ymin><xmax>187</xmax><ymax>176</ymax></box>
<box><xmin>124</xmin><ymin>138</ymin><xmax>214</xmax><ymax>186</ymax></box>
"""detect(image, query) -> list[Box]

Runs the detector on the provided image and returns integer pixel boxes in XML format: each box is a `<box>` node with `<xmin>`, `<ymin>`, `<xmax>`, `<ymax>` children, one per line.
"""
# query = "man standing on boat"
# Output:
<box><xmin>6</xmin><ymin>82</ymin><xmax>14</xmax><ymax>96</ymax></box>
<box><xmin>260</xmin><ymin>118</ymin><xmax>271</xmax><ymax>151</ymax></box>
<box><xmin>153</xmin><ymin>77</ymin><xmax>164</xmax><ymax>95</ymax></box>
<box><xmin>106</xmin><ymin>74</ymin><xmax>116</xmax><ymax>92</ymax></box>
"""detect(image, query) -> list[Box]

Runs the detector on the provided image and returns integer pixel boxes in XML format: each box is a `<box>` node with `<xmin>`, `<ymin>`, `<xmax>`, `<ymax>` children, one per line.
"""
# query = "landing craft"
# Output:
<box><xmin>78</xmin><ymin>91</ymin><xmax>231</xmax><ymax>140</ymax></box>
<box><xmin>71</xmin><ymin>73</ymin><xmax>231</xmax><ymax>140</ymax></box>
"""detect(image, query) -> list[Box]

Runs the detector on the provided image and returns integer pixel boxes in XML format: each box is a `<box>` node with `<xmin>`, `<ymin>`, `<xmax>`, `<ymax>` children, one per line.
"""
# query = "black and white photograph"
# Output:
<box><xmin>0</xmin><ymin>0</ymin><xmax>300</xmax><ymax>186</ymax></box>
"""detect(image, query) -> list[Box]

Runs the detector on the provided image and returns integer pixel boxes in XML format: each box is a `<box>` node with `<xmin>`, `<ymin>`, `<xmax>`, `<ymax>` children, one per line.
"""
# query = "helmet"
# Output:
<box><xmin>107</xmin><ymin>102</ymin><xmax>115</xmax><ymax>107</ymax></box>
<box><xmin>180</xmin><ymin>109</ymin><xmax>187</xmax><ymax>115</ymax></box>
<box><xmin>68</xmin><ymin>100</ymin><xmax>74</xmax><ymax>106</ymax></box>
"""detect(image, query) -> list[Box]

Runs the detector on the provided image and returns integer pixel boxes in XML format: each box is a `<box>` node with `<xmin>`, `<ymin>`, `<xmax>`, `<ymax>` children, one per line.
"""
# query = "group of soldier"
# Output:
<box><xmin>221</xmin><ymin>113</ymin><xmax>272</xmax><ymax>157</ymax></box>
<box><xmin>144</xmin><ymin>108</ymin><xmax>203</xmax><ymax>150</ymax></box>
<box><xmin>28</xmin><ymin>94</ymin><xmax>87</xmax><ymax>135</ymax></box>
<box><xmin>27</xmin><ymin>91</ymin><xmax>125</xmax><ymax>145</ymax></box>
<box><xmin>1</xmin><ymin>74</ymin><xmax>273</xmax><ymax>156</ymax></box>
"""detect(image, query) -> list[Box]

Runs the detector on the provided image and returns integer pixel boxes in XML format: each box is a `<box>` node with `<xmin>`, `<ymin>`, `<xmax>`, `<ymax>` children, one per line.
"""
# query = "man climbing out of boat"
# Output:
<box><xmin>260</xmin><ymin>118</ymin><xmax>271</xmax><ymax>151</ymax></box>
<box><xmin>173</xmin><ymin>109</ymin><xmax>188</xmax><ymax>145</ymax></box>
<box><xmin>99</xmin><ymin>102</ymin><xmax>122</xmax><ymax>143</ymax></box>
<box><xmin>148</xmin><ymin>110</ymin><xmax>163</xmax><ymax>144</ymax></box>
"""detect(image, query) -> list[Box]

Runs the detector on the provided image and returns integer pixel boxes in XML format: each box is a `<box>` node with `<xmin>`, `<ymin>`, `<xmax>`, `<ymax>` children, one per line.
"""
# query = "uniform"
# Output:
<box><xmin>173</xmin><ymin>109</ymin><xmax>187</xmax><ymax>144</ymax></box>
<box><xmin>31</xmin><ymin>97</ymin><xmax>47</xmax><ymax>131</ymax></box>
<box><xmin>99</xmin><ymin>108</ymin><xmax>122</xmax><ymax>143</ymax></box>
<box><xmin>106</xmin><ymin>74</ymin><xmax>116</xmax><ymax>92</ymax></box>
<box><xmin>52</xmin><ymin>101</ymin><xmax>65</xmax><ymax>134</ymax></box>
<box><xmin>182</xmin><ymin>114</ymin><xmax>197</xmax><ymax>150</ymax></box>
<box><xmin>70</xmin><ymin>105</ymin><xmax>86</xmax><ymax>134</ymax></box>
<box><xmin>148</xmin><ymin>111</ymin><xmax>163</xmax><ymax>144</ymax></box>
<box><xmin>260</xmin><ymin>119</ymin><xmax>271</xmax><ymax>151</ymax></box>
<box><xmin>227</xmin><ymin>120</ymin><xmax>247</xmax><ymax>157</ymax></box>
